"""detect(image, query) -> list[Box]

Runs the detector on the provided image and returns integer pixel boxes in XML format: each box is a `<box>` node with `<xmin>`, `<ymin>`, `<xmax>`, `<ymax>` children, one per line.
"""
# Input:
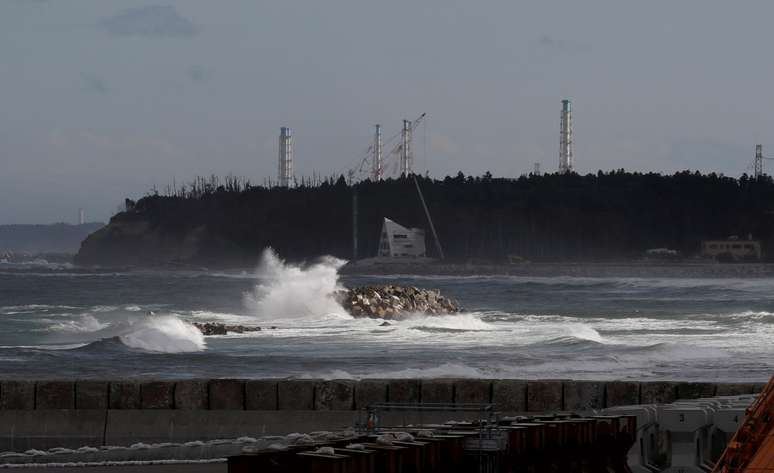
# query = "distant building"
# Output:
<box><xmin>701</xmin><ymin>237</ymin><xmax>761</xmax><ymax>261</ymax></box>
<box><xmin>377</xmin><ymin>218</ymin><xmax>426</xmax><ymax>258</ymax></box>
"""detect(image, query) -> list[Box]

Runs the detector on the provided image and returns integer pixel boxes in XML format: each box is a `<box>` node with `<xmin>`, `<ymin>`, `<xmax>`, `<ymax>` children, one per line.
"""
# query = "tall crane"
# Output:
<box><xmin>348</xmin><ymin>114</ymin><xmax>426</xmax><ymax>183</ymax></box>
<box><xmin>388</xmin><ymin>113</ymin><xmax>426</xmax><ymax>177</ymax></box>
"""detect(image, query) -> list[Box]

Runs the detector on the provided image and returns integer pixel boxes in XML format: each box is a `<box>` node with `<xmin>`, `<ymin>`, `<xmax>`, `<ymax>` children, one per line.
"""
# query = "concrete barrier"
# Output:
<box><xmin>492</xmin><ymin>379</ymin><xmax>527</xmax><ymax>412</ymax></box>
<box><xmin>174</xmin><ymin>379</ymin><xmax>209</xmax><ymax>409</ymax></box>
<box><xmin>315</xmin><ymin>380</ymin><xmax>354</xmax><ymax>410</ymax></box>
<box><xmin>140</xmin><ymin>381</ymin><xmax>174</xmax><ymax>409</ymax></box>
<box><xmin>36</xmin><ymin>381</ymin><xmax>75</xmax><ymax>409</ymax></box>
<box><xmin>420</xmin><ymin>379</ymin><xmax>454</xmax><ymax>404</ymax></box>
<box><xmin>277</xmin><ymin>380</ymin><xmax>314</xmax><ymax>410</ymax></box>
<box><xmin>0</xmin><ymin>409</ymin><xmax>105</xmax><ymax>451</ymax></box>
<box><xmin>640</xmin><ymin>381</ymin><xmax>677</xmax><ymax>404</ymax></box>
<box><xmin>354</xmin><ymin>379</ymin><xmax>388</xmax><ymax>408</ymax></box>
<box><xmin>606</xmin><ymin>381</ymin><xmax>640</xmax><ymax>407</ymax></box>
<box><xmin>104</xmin><ymin>410</ymin><xmax>360</xmax><ymax>445</ymax></box>
<box><xmin>388</xmin><ymin>379</ymin><xmax>420</xmax><ymax>403</ymax></box>
<box><xmin>0</xmin><ymin>379</ymin><xmax>765</xmax><ymax>451</ymax></box>
<box><xmin>76</xmin><ymin>380</ymin><xmax>109</xmax><ymax>409</ymax></box>
<box><xmin>1</xmin><ymin>381</ymin><xmax>35</xmax><ymax>410</ymax></box>
<box><xmin>563</xmin><ymin>380</ymin><xmax>604</xmax><ymax>411</ymax></box>
<box><xmin>526</xmin><ymin>380</ymin><xmax>563</xmax><ymax>412</ymax></box>
<box><xmin>246</xmin><ymin>379</ymin><xmax>278</xmax><ymax>410</ymax></box>
<box><xmin>109</xmin><ymin>381</ymin><xmax>140</xmax><ymax>409</ymax></box>
<box><xmin>454</xmin><ymin>379</ymin><xmax>491</xmax><ymax>404</ymax></box>
<box><xmin>209</xmin><ymin>379</ymin><xmax>244</xmax><ymax>410</ymax></box>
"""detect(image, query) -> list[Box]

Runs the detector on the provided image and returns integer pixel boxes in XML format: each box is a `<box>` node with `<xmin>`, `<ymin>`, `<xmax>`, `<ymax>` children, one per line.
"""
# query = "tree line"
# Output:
<box><xmin>98</xmin><ymin>170</ymin><xmax>774</xmax><ymax>265</ymax></box>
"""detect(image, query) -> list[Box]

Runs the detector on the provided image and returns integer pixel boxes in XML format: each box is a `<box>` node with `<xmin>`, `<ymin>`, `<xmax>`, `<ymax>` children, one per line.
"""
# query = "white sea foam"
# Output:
<box><xmin>243</xmin><ymin>249</ymin><xmax>349</xmax><ymax>321</ymax></box>
<box><xmin>119</xmin><ymin>316</ymin><xmax>205</xmax><ymax>353</ymax></box>
<box><xmin>48</xmin><ymin>315</ymin><xmax>108</xmax><ymax>333</ymax></box>
<box><xmin>564</xmin><ymin>324</ymin><xmax>606</xmax><ymax>343</ymax></box>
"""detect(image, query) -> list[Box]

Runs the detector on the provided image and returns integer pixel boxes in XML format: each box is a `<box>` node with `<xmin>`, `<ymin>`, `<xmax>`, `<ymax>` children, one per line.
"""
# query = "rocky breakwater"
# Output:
<box><xmin>339</xmin><ymin>285</ymin><xmax>461</xmax><ymax>319</ymax></box>
<box><xmin>193</xmin><ymin>322</ymin><xmax>263</xmax><ymax>336</ymax></box>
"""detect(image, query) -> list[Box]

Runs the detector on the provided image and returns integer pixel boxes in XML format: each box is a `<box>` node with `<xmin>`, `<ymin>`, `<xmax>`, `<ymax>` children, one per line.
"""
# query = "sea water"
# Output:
<box><xmin>0</xmin><ymin>250</ymin><xmax>772</xmax><ymax>381</ymax></box>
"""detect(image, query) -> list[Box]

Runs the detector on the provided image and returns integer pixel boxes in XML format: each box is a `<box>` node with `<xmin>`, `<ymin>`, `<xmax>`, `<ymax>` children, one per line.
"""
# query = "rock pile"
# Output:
<box><xmin>192</xmin><ymin>322</ymin><xmax>262</xmax><ymax>336</ymax></box>
<box><xmin>338</xmin><ymin>285</ymin><xmax>461</xmax><ymax>320</ymax></box>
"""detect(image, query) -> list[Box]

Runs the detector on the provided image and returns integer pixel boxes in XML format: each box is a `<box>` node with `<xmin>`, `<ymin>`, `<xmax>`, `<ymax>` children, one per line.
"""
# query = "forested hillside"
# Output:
<box><xmin>75</xmin><ymin>171</ymin><xmax>774</xmax><ymax>267</ymax></box>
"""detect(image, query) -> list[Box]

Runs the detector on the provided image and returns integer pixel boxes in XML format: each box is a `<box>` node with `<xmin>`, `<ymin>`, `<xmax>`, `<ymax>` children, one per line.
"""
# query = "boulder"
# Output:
<box><xmin>338</xmin><ymin>285</ymin><xmax>461</xmax><ymax>320</ymax></box>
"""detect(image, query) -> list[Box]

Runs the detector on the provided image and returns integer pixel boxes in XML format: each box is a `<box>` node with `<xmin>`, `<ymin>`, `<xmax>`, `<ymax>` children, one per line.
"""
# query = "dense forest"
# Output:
<box><xmin>76</xmin><ymin>171</ymin><xmax>774</xmax><ymax>267</ymax></box>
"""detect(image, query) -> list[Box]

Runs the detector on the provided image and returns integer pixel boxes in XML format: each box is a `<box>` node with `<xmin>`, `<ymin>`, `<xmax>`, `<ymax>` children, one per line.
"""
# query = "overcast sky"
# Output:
<box><xmin>2</xmin><ymin>0</ymin><xmax>774</xmax><ymax>224</ymax></box>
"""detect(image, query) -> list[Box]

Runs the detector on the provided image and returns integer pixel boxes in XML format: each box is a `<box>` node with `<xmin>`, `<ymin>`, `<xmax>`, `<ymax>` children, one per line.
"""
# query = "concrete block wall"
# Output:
<box><xmin>0</xmin><ymin>379</ymin><xmax>763</xmax><ymax>413</ymax></box>
<box><xmin>0</xmin><ymin>379</ymin><xmax>764</xmax><ymax>450</ymax></box>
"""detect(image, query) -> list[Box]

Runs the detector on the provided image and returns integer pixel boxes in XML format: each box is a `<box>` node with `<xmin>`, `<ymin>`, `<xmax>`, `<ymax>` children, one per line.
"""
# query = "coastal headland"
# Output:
<box><xmin>74</xmin><ymin>173</ymin><xmax>774</xmax><ymax>268</ymax></box>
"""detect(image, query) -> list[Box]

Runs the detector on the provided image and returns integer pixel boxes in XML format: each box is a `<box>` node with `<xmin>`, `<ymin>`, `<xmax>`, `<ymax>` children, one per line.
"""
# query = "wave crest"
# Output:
<box><xmin>119</xmin><ymin>316</ymin><xmax>205</xmax><ymax>353</ymax></box>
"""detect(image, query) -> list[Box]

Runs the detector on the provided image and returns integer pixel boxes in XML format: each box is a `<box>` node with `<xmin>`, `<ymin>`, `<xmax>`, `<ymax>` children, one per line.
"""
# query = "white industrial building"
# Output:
<box><xmin>377</xmin><ymin>218</ymin><xmax>426</xmax><ymax>258</ymax></box>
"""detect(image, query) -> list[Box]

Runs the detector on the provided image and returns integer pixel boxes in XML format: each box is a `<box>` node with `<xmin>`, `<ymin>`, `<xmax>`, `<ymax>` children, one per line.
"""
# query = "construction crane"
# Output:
<box><xmin>346</xmin><ymin>114</ymin><xmax>428</xmax><ymax>182</ymax></box>
<box><xmin>387</xmin><ymin>113</ymin><xmax>426</xmax><ymax>177</ymax></box>
<box><xmin>712</xmin><ymin>373</ymin><xmax>774</xmax><ymax>472</ymax></box>
<box><xmin>753</xmin><ymin>144</ymin><xmax>774</xmax><ymax>178</ymax></box>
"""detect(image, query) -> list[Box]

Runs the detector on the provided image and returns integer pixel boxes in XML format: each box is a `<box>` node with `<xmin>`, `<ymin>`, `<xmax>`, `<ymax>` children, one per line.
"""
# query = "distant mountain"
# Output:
<box><xmin>0</xmin><ymin>222</ymin><xmax>104</xmax><ymax>254</ymax></box>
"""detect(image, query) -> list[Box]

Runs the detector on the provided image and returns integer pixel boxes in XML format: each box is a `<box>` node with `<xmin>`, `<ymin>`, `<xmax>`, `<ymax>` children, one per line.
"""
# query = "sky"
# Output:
<box><xmin>2</xmin><ymin>0</ymin><xmax>774</xmax><ymax>224</ymax></box>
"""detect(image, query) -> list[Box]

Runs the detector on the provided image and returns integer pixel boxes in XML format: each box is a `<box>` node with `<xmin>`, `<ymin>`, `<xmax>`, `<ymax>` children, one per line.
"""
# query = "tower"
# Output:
<box><xmin>78</xmin><ymin>208</ymin><xmax>85</xmax><ymax>225</ymax></box>
<box><xmin>534</xmin><ymin>163</ymin><xmax>541</xmax><ymax>176</ymax></box>
<box><xmin>559</xmin><ymin>99</ymin><xmax>574</xmax><ymax>173</ymax></box>
<box><xmin>278</xmin><ymin>127</ymin><xmax>293</xmax><ymax>187</ymax></box>
<box><xmin>755</xmin><ymin>144</ymin><xmax>763</xmax><ymax>178</ymax></box>
<box><xmin>372</xmin><ymin>124</ymin><xmax>383</xmax><ymax>181</ymax></box>
<box><xmin>400</xmin><ymin>119</ymin><xmax>412</xmax><ymax>176</ymax></box>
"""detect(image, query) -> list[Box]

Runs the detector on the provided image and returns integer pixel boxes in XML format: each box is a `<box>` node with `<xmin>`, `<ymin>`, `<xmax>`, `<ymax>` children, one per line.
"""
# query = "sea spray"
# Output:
<box><xmin>48</xmin><ymin>314</ymin><xmax>109</xmax><ymax>333</ymax></box>
<box><xmin>243</xmin><ymin>249</ymin><xmax>348</xmax><ymax>321</ymax></box>
<box><xmin>119</xmin><ymin>316</ymin><xmax>205</xmax><ymax>353</ymax></box>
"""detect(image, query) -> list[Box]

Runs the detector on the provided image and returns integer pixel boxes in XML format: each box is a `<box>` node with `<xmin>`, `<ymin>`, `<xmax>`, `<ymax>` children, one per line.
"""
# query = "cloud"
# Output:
<box><xmin>98</xmin><ymin>5</ymin><xmax>198</xmax><ymax>38</ymax></box>
<box><xmin>81</xmin><ymin>73</ymin><xmax>109</xmax><ymax>94</ymax></box>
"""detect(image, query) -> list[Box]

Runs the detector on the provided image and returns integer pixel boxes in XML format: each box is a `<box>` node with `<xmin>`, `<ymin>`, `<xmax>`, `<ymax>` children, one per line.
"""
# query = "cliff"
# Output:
<box><xmin>75</xmin><ymin>172</ymin><xmax>774</xmax><ymax>267</ymax></box>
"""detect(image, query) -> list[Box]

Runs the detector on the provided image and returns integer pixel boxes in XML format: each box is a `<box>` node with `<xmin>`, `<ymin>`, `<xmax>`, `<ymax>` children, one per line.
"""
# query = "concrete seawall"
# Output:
<box><xmin>0</xmin><ymin>379</ymin><xmax>764</xmax><ymax>452</ymax></box>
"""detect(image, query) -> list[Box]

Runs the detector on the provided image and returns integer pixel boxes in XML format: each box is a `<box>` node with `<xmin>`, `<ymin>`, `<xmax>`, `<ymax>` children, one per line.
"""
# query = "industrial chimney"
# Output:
<box><xmin>278</xmin><ymin>127</ymin><xmax>293</xmax><ymax>187</ymax></box>
<box><xmin>559</xmin><ymin>99</ymin><xmax>574</xmax><ymax>173</ymax></box>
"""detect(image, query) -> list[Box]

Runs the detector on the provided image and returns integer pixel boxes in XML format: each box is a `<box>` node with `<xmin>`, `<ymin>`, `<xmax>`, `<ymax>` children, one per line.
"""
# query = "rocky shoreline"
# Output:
<box><xmin>192</xmin><ymin>322</ymin><xmax>264</xmax><ymax>336</ymax></box>
<box><xmin>190</xmin><ymin>285</ymin><xmax>460</xmax><ymax>335</ymax></box>
<box><xmin>337</xmin><ymin>285</ymin><xmax>461</xmax><ymax>320</ymax></box>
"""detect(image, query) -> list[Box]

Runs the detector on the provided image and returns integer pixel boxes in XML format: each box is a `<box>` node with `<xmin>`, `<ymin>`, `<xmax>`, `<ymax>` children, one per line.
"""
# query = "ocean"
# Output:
<box><xmin>0</xmin><ymin>251</ymin><xmax>772</xmax><ymax>382</ymax></box>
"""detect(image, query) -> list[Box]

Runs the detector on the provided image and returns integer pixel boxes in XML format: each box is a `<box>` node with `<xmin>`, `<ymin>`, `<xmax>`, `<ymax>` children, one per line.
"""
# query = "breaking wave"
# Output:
<box><xmin>243</xmin><ymin>249</ymin><xmax>349</xmax><ymax>321</ymax></box>
<box><xmin>118</xmin><ymin>316</ymin><xmax>205</xmax><ymax>353</ymax></box>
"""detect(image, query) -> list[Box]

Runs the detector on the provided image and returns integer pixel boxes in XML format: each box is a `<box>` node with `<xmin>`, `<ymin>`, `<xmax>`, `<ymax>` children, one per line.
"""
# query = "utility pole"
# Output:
<box><xmin>413</xmin><ymin>176</ymin><xmax>444</xmax><ymax>260</ymax></box>
<box><xmin>352</xmin><ymin>189</ymin><xmax>358</xmax><ymax>262</ymax></box>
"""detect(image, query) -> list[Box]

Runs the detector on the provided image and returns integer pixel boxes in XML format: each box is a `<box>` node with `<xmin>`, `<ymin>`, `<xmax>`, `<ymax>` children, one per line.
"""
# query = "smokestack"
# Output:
<box><xmin>559</xmin><ymin>99</ymin><xmax>573</xmax><ymax>173</ymax></box>
<box><xmin>278</xmin><ymin>127</ymin><xmax>293</xmax><ymax>187</ymax></box>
